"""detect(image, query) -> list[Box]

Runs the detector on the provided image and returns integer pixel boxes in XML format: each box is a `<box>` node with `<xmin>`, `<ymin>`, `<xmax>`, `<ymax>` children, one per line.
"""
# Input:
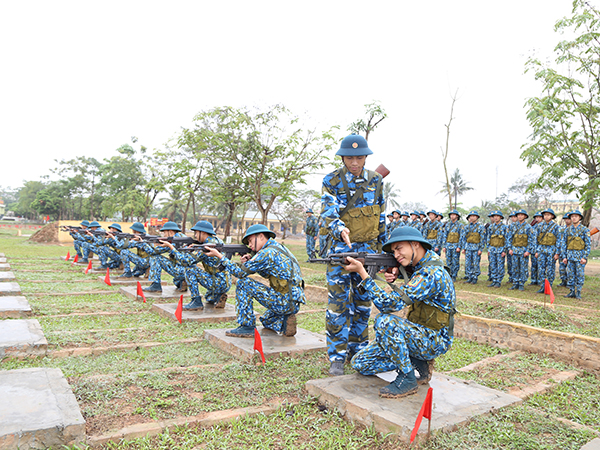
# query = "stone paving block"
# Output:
<box><xmin>205</xmin><ymin>327</ymin><xmax>326</xmax><ymax>361</ymax></box>
<box><xmin>0</xmin><ymin>367</ymin><xmax>86</xmax><ymax>449</ymax></box>
<box><xmin>0</xmin><ymin>319</ymin><xmax>47</xmax><ymax>358</ymax></box>
<box><xmin>0</xmin><ymin>263</ymin><xmax>11</xmax><ymax>272</ymax></box>
<box><xmin>582</xmin><ymin>438</ymin><xmax>600</xmax><ymax>450</ymax></box>
<box><xmin>152</xmin><ymin>302</ymin><xmax>238</xmax><ymax>323</ymax></box>
<box><xmin>0</xmin><ymin>296</ymin><xmax>32</xmax><ymax>318</ymax></box>
<box><xmin>0</xmin><ymin>282</ymin><xmax>21</xmax><ymax>296</ymax></box>
<box><xmin>0</xmin><ymin>257</ymin><xmax>7</xmax><ymax>263</ymax></box>
<box><xmin>0</xmin><ymin>253</ymin><xmax>5</xmax><ymax>257</ymax></box>
<box><xmin>0</xmin><ymin>271</ymin><xmax>16</xmax><ymax>281</ymax></box>
<box><xmin>305</xmin><ymin>372</ymin><xmax>522</xmax><ymax>441</ymax></box>
<box><xmin>119</xmin><ymin>285</ymin><xmax>190</xmax><ymax>301</ymax></box>
<box><xmin>85</xmin><ymin>268</ymin><xmax>124</xmax><ymax>275</ymax></box>
<box><xmin>96</xmin><ymin>276</ymin><xmax>158</xmax><ymax>286</ymax></box>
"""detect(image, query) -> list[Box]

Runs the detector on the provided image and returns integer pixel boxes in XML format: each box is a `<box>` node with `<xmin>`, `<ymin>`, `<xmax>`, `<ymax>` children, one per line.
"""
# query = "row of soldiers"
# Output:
<box><xmin>68</xmin><ymin>219</ymin><xmax>304</xmax><ymax>337</ymax></box>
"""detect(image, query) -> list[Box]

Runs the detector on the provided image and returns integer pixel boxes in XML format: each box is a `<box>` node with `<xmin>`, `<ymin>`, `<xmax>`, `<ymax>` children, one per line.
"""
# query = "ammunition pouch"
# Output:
<box><xmin>513</xmin><ymin>234</ymin><xmax>528</xmax><ymax>247</ymax></box>
<box><xmin>407</xmin><ymin>301</ymin><xmax>451</xmax><ymax>331</ymax></box>
<box><xmin>567</xmin><ymin>236</ymin><xmax>585</xmax><ymax>251</ymax></box>
<box><xmin>202</xmin><ymin>262</ymin><xmax>218</xmax><ymax>276</ymax></box>
<box><xmin>538</xmin><ymin>233</ymin><xmax>556</xmax><ymax>246</ymax></box>
<box><xmin>489</xmin><ymin>235</ymin><xmax>505</xmax><ymax>247</ymax></box>
<box><xmin>136</xmin><ymin>249</ymin><xmax>150</xmax><ymax>259</ymax></box>
<box><xmin>341</xmin><ymin>204</ymin><xmax>381</xmax><ymax>243</ymax></box>
<box><xmin>269</xmin><ymin>275</ymin><xmax>290</xmax><ymax>294</ymax></box>
<box><xmin>466</xmin><ymin>232</ymin><xmax>481</xmax><ymax>244</ymax></box>
<box><xmin>446</xmin><ymin>232</ymin><xmax>459</xmax><ymax>244</ymax></box>
<box><xmin>426</xmin><ymin>229</ymin><xmax>438</xmax><ymax>240</ymax></box>
<box><xmin>319</xmin><ymin>227</ymin><xmax>328</xmax><ymax>235</ymax></box>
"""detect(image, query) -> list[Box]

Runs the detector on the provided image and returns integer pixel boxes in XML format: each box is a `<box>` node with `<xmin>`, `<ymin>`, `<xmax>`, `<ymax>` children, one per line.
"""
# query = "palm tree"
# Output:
<box><xmin>449</xmin><ymin>169</ymin><xmax>473</xmax><ymax>209</ymax></box>
<box><xmin>383</xmin><ymin>182</ymin><xmax>401</xmax><ymax>212</ymax></box>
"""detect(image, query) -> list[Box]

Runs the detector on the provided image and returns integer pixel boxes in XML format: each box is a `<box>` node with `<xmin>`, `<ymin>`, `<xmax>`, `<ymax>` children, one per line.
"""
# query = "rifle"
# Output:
<box><xmin>308</xmin><ymin>252</ymin><xmax>400</xmax><ymax>278</ymax></box>
<box><xmin>180</xmin><ymin>243</ymin><xmax>252</xmax><ymax>259</ymax></box>
<box><xmin>60</xmin><ymin>225</ymin><xmax>86</xmax><ymax>233</ymax></box>
<box><xmin>137</xmin><ymin>235</ymin><xmax>201</xmax><ymax>249</ymax></box>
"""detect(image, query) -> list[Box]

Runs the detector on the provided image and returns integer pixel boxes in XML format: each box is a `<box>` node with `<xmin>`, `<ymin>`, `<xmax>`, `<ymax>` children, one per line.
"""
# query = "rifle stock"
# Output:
<box><xmin>308</xmin><ymin>252</ymin><xmax>399</xmax><ymax>278</ymax></box>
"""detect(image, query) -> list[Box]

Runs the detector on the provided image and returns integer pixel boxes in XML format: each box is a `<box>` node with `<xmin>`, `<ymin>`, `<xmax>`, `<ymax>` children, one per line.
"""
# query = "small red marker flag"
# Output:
<box><xmin>136</xmin><ymin>281</ymin><xmax>146</xmax><ymax>303</ymax></box>
<box><xmin>175</xmin><ymin>294</ymin><xmax>183</xmax><ymax>324</ymax></box>
<box><xmin>72</xmin><ymin>254</ymin><xmax>79</xmax><ymax>265</ymax></box>
<box><xmin>104</xmin><ymin>268</ymin><xmax>111</xmax><ymax>286</ymax></box>
<box><xmin>544</xmin><ymin>278</ymin><xmax>555</xmax><ymax>304</ymax></box>
<box><xmin>253</xmin><ymin>328</ymin><xmax>266</xmax><ymax>364</ymax></box>
<box><xmin>85</xmin><ymin>260</ymin><xmax>92</xmax><ymax>274</ymax></box>
<box><xmin>410</xmin><ymin>387</ymin><xmax>433</xmax><ymax>443</ymax></box>
<box><xmin>65</xmin><ymin>251</ymin><xmax>70</xmax><ymax>261</ymax></box>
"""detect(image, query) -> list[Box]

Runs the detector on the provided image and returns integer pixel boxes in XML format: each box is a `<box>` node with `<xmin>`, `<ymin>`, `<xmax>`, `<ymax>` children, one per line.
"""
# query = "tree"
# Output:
<box><xmin>383</xmin><ymin>182</ymin><xmax>401</xmax><ymax>212</ymax></box>
<box><xmin>31</xmin><ymin>181</ymin><xmax>64</xmax><ymax>219</ymax></box>
<box><xmin>522</xmin><ymin>0</ymin><xmax>600</xmax><ymax>225</ymax></box>
<box><xmin>440</xmin><ymin>90</ymin><xmax>459</xmax><ymax>212</ymax></box>
<box><xmin>14</xmin><ymin>180</ymin><xmax>45</xmax><ymax>219</ymax></box>
<box><xmin>508</xmin><ymin>175</ymin><xmax>555</xmax><ymax>213</ymax></box>
<box><xmin>447</xmin><ymin>168</ymin><xmax>473</xmax><ymax>209</ymax></box>
<box><xmin>348</xmin><ymin>101</ymin><xmax>387</xmax><ymax>141</ymax></box>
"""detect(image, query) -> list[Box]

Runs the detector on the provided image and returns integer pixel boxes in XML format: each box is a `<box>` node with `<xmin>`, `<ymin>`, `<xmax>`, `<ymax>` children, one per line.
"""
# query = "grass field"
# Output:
<box><xmin>2</xmin><ymin>227</ymin><xmax>600</xmax><ymax>449</ymax></box>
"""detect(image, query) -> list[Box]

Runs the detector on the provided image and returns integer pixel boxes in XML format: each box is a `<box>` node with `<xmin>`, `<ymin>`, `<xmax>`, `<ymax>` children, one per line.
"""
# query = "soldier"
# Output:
<box><xmin>94</xmin><ymin>223</ymin><xmax>125</xmax><ymax>270</ymax></box>
<box><xmin>560</xmin><ymin>210</ymin><xmax>590</xmax><ymax>299</ymax></box>
<box><xmin>486</xmin><ymin>210</ymin><xmax>508</xmax><ymax>287</ymax></box>
<box><xmin>558</xmin><ymin>212</ymin><xmax>572</xmax><ymax>287</ymax></box>
<box><xmin>529</xmin><ymin>212</ymin><xmax>543</xmax><ymax>285</ymax></box>
<box><xmin>441</xmin><ymin>209</ymin><xmax>463</xmax><ymax>281</ymax></box>
<box><xmin>119</xmin><ymin>222</ymin><xmax>151</xmax><ymax>278</ymax></box>
<box><xmin>401</xmin><ymin>211</ymin><xmax>410</xmax><ymax>227</ymax></box>
<box><xmin>160</xmin><ymin>220</ymin><xmax>231</xmax><ymax>311</ymax></box>
<box><xmin>321</xmin><ymin>133</ymin><xmax>385</xmax><ymax>376</ymax></box>
<box><xmin>422</xmin><ymin>210</ymin><xmax>442</xmax><ymax>255</ymax></box>
<box><xmin>143</xmin><ymin>221</ymin><xmax>187</xmax><ymax>293</ymax></box>
<box><xmin>304</xmin><ymin>209</ymin><xmax>319</xmax><ymax>260</ymax></box>
<box><xmin>533</xmin><ymin>208</ymin><xmax>560</xmax><ymax>293</ymax></box>
<box><xmin>385</xmin><ymin>213</ymin><xmax>395</xmax><ymax>240</ymax></box>
<box><xmin>81</xmin><ymin>221</ymin><xmax>103</xmax><ymax>264</ymax></box>
<box><xmin>204</xmin><ymin>224</ymin><xmax>304</xmax><ymax>336</ymax></box>
<box><xmin>409</xmin><ymin>211</ymin><xmax>420</xmax><ymax>230</ymax></box>
<box><xmin>318</xmin><ymin>215</ymin><xmax>329</xmax><ymax>257</ymax></box>
<box><xmin>69</xmin><ymin>220</ymin><xmax>89</xmax><ymax>260</ymax></box>
<box><xmin>507</xmin><ymin>209</ymin><xmax>534</xmax><ymax>291</ymax></box>
<box><xmin>460</xmin><ymin>211</ymin><xmax>485</xmax><ymax>284</ymax></box>
<box><xmin>506</xmin><ymin>212</ymin><xmax>518</xmax><ymax>285</ymax></box>
<box><xmin>344</xmin><ymin>226</ymin><xmax>456</xmax><ymax>398</ymax></box>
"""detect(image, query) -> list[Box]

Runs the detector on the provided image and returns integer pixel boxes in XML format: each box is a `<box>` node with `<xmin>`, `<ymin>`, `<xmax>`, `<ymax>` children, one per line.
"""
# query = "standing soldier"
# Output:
<box><xmin>441</xmin><ymin>209</ymin><xmax>463</xmax><ymax>281</ymax></box>
<box><xmin>422</xmin><ymin>210</ymin><xmax>442</xmax><ymax>255</ymax></box>
<box><xmin>508</xmin><ymin>209</ymin><xmax>534</xmax><ymax>291</ymax></box>
<box><xmin>529</xmin><ymin>212</ymin><xmax>543</xmax><ymax>285</ymax></box>
<box><xmin>304</xmin><ymin>209</ymin><xmax>319</xmax><ymax>260</ymax></box>
<box><xmin>409</xmin><ymin>211</ymin><xmax>420</xmax><ymax>231</ymax></box>
<box><xmin>385</xmin><ymin>213</ymin><xmax>395</xmax><ymax>240</ymax></box>
<box><xmin>318</xmin><ymin>215</ymin><xmax>329</xmax><ymax>257</ymax></box>
<box><xmin>321</xmin><ymin>133</ymin><xmax>385</xmax><ymax>376</ymax></box>
<box><xmin>558</xmin><ymin>212</ymin><xmax>572</xmax><ymax>287</ymax></box>
<box><xmin>533</xmin><ymin>208</ymin><xmax>560</xmax><ymax>293</ymax></box>
<box><xmin>486</xmin><ymin>210</ymin><xmax>508</xmax><ymax>288</ymax></box>
<box><xmin>506</xmin><ymin>212</ymin><xmax>518</xmax><ymax>286</ymax></box>
<box><xmin>460</xmin><ymin>210</ymin><xmax>485</xmax><ymax>284</ymax></box>
<box><xmin>560</xmin><ymin>210</ymin><xmax>590</xmax><ymax>299</ymax></box>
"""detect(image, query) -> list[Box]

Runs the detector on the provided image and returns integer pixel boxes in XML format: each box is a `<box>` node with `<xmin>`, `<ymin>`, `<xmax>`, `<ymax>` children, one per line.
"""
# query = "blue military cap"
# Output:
<box><xmin>336</xmin><ymin>134</ymin><xmax>373</xmax><ymax>156</ymax></box>
<box><xmin>411</xmin><ymin>211</ymin><xmax>420</xmax><ymax>217</ymax></box>
<box><xmin>533</xmin><ymin>211</ymin><xmax>542</xmax><ymax>218</ymax></box>
<box><xmin>89</xmin><ymin>221</ymin><xmax>101</xmax><ymax>228</ymax></box>
<box><xmin>242</xmin><ymin>224</ymin><xmax>276</xmax><ymax>245</ymax></box>
<box><xmin>108</xmin><ymin>223</ymin><xmax>122</xmax><ymax>232</ymax></box>
<box><xmin>514</xmin><ymin>209</ymin><xmax>529</xmax><ymax>218</ymax></box>
<box><xmin>427</xmin><ymin>209</ymin><xmax>438</xmax><ymax>216</ymax></box>
<box><xmin>401</xmin><ymin>211</ymin><xmax>410</xmax><ymax>217</ymax></box>
<box><xmin>448</xmin><ymin>209</ymin><xmax>461</xmax><ymax>218</ymax></box>
<box><xmin>419</xmin><ymin>211</ymin><xmax>426</xmax><ymax>216</ymax></box>
<box><xmin>568</xmin><ymin>210</ymin><xmax>584</xmax><ymax>219</ymax></box>
<box><xmin>489</xmin><ymin>210</ymin><xmax>504</xmax><ymax>219</ymax></box>
<box><xmin>306</xmin><ymin>209</ymin><xmax>314</xmax><ymax>214</ymax></box>
<box><xmin>80</xmin><ymin>220</ymin><xmax>90</xmax><ymax>227</ymax></box>
<box><xmin>191</xmin><ymin>220</ymin><xmax>215</xmax><ymax>235</ymax></box>
<box><xmin>130</xmin><ymin>222</ymin><xmax>146</xmax><ymax>233</ymax></box>
<box><xmin>563</xmin><ymin>212</ymin><xmax>570</xmax><ymax>220</ymax></box>
<box><xmin>383</xmin><ymin>227</ymin><xmax>432</xmax><ymax>253</ymax></box>
<box><xmin>541</xmin><ymin>208</ymin><xmax>556</xmax><ymax>219</ymax></box>
<box><xmin>466</xmin><ymin>210</ymin><xmax>480</xmax><ymax>219</ymax></box>
<box><xmin>160</xmin><ymin>221</ymin><xmax>182</xmax><ymax>232</ymax></box>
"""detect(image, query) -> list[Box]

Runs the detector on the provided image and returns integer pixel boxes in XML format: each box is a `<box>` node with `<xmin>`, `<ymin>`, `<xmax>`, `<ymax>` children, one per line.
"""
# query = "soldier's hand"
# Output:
<box><xmin>384</xmin><ymin>267</ymin><xmax>399</xmax><ymax>283</ymax></box>
<box><xmin>553</xmin><ymin>254</ymin><xmax>559</xmax><ymax>260</ymax></box>
<box><xmin>563</xmin><ymin>257</ymin><xmax>567</xmax><ymax>264</ymax></box>
<box><xmin>456</xmin><ymin>248</ymin><xmax>461</xmax><ymax>253</ymax></box>
<box><xmin>344</xmin><ymin>256</ymin><xmax>368</xmax><ymax>280</ymax></box>
<box><xmin>205</xmin><ymin>247</ymin><xmax>224</xmax><ymax>260</ymax></box>
<box><xmin>581</xmin><ymin>258</ymin><xmax>587</xmax><ymax>265</ymax></box>
<box><xmin>509</xmin><ymin>250</ymin><xmax>514</xmax><ymax>256</ymax></box>
<box><xmin>524</xmin><ymin>251</ymin><xmax>530</xmax><ymax>257</ymax></box>
<box><xmin>240</xmin><ymin>253</ymin><xmax>251</xmax><ymax>263</ymax></box>
<box><xmin>340</xmin><ymin>228</ymin><xmax>351</xmax><ymax>247</ymax></box>
<box><xmin>535</xmin><ymin>252</ymin><xmax>539</xmax><ymax>258</ymax></box>
<box><xmin>159</xmin><ymin>240</ymin><xmax>174</xmax><ymax>250</ymax></box>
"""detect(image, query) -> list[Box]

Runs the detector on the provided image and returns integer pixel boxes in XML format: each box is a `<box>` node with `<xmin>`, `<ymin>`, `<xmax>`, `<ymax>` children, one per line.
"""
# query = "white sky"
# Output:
<box><xmin>0</xmin><ymin>0</ymin><xmax>581</xmax><ymax>212</ymax></box>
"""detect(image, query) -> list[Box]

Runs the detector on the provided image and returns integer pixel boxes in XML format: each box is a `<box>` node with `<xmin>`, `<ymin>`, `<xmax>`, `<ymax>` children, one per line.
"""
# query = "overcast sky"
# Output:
<box><xmin>0</xmin><ymin>0</ymin><xmax>582</xmax><ymax>212</ymax></box>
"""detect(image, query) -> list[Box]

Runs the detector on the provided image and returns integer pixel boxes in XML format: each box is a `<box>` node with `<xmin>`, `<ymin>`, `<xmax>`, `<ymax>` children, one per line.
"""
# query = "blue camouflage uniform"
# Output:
<box><xmin>146</xmin><ymin>232</ymin><xmax>187</xmax><ymax>287</ymax></box>
<box><xmin>120</xmin><ymin>241</ymin><xmax>151</xmax><ymax>277</ymax></box>
<box><xmin>440</xmin><ymin>217</ymin><xmax>463</xmax><ymax>281</ymax></box>
<box><xmin>558</xmin><ymin>214</ymin><xmax>570</xmax><ymax>287</ymax></box>
<box><xmin>82</xmin><ymin>228</ymin><xmax>104</xmax><ymax>262</ymax></box>
<box><xmin>352</xmin><ymin>250</ymin><xmax>455</xmax><ymax>377</ymax></box>
<box><xmin>459</xmin><ymin>212</ymin><xmax>486</xmax><ymax>284</ymax></box>
<box><xmin>422</xmin><ymin>214</ymin><xmax>442</xmax><ymax>255</ymax></box>
<box><xmin>485</xmin><ymin>215</ymin><xmax>508</xmax><ymax>287</ymax></box>
<box><xmin>560</xmin><ymin>214</ymin><xmax>590</xmax><ymax>298</ymax></box>
<box><xmin>529</xmin><ymin>213</ymin><xmax>543</xmax><ymax>285</ymax></box>
<box><xmin>70</xmin><ymin>230</ymin><xmax>87</xmax><ymax>258</ymax></box>
<box><xmin>321</xmin><ymin>165</ymin><xmax>385</xmax><ymax>363</ymax></box>
<box><xmin>304</xmin><ymin>213</ymin><xmax>318</xmax><ymax>259</ymax></box>
<box><xmin>507</xmin><ymin>215</ymin><xmax>535</xmax><ymax>290</ymax></box>
<box><xmin>96</xmin><ymin>233</ymin><xmax>125</xmax><ymax>269</ymax></box>
<box><xmin>318</xmin><ymin>216</ymin><xmax>329</xmax><ymax>257</ymax></box>
<box><xmin>219</xmin><ymin>238</ymin><xmax>305</xmax><ymax>331</ymax></box>
<box><xmin>534</xmin><ymin>215</ymin><xmax>560</xmax><ymax>289</ymax></box>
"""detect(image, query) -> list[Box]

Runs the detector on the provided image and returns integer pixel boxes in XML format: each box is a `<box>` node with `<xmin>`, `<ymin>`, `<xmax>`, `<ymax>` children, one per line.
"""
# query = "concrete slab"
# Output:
<box><xmin>0</xmin><ymin>258</ymin><xmax>7</xmax><ymax>263</ymax></box>
<box><xmin>305</xmin><ymin>372</ymin><xmax>522</xmax><ymax>441</ymax></box>
<box><xmin>0</xmin><ymin>253</ymin><xmax>5</xmax><ymax>257</ymax></box>
<box><xmin>84</xmin><ymin>268</ymin><xmax>124</xmax><ymax>274</ymax></box>
<box><xmin>205</xmin><ymin>327</ymin><xmax>326</xmax><ymax>361</ymax></box>
<box><xmin>0</xmin><ymin>271</ymin><xmax>16</xmax><ymax>281</ymax></box>
<box><xmin>0</xmin><ymin>282</ymin><xmax>21</xmax><ymax>296</ymax></box>
<box><xmin>0</xmin><ymin>264</ymin><xmax>11</xmax><ymax>272</ymax></box>
<box><xmin>0</xmin><ymin>367</ymin><xmax>86</xmax><ymax>449</ymax></box>
<box><xmin>152</xmin><ymin>302</ymin><xmax>238</xmax><ymax>323</ymax></box>
<box><xmin>96</xmin><ymin>276</ymin><xmax>157</xmax><ymax>286</ymax></box>
<box><xmin>582</xmin><ymin>438</ymin><xmax>600</xmax><ymax>450</ymax></box>
<box><xmin>119</xmin><ymin>285</ymin><xmax>190</xmax><ymax>301</ymax></box>
<box><xmin>0</xmin><ymin>319</ymin><xmax>47</xmax><ymax>358</ymax></box>
<box><xmin>0</xmin><ymin>296</ymin><xmax>32</xmax><ymax>318</ymax></box>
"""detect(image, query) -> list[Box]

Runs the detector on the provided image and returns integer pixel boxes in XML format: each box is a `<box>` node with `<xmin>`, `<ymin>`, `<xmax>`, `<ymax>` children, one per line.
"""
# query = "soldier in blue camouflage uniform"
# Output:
<box><xmin>118</xmin><ymin>222</ymin><xmax>151</xmax><ymax>278</ymax></box>
<box><xmin>441</xmin><ymin>209</ymin><xmax>463</xmax><ymax>281</ymax></box>
<box><xmin>70</xmin><ymin>220</ymin><xmax>89</xmax><ymax>259</ymax></box>
<box><xmin>558</xmin><ymin>213</ymin><xmax>572</xmax><ymax>287</ymax></box>
<box><xmin>486</xmin><ymin>210</ymin><xmax>508</xmax><ymax>287</ymax></box>
<box><xmin>142</xmin><ymin>221</ymin><xmax>187</xmax><ymax>292</ymax></box>
<box><xmin>460</xmin><ymin>211</ymin><xmax>485</xmax><ymax>284</ymax></box>
<box><xmin>385</xmin><ymin>213</ymin><xmax>395</xmax><ymax>239</ymax></box>
<box><xmin>318</xmin><ymin>215</ymin><xmax>329</xmax><ymax>257</ymax></box>
<box><xmin>321</xmin><ymin>134</ymin><xmax>386</xmax><ymax>376</ymax></box>
<box><xmin>533</xmin><ymin>209</ymin><xmax>560</xmax><ymax>293</ymax></box>
<box><xmin>344</xmin><ymin>226</ymin><xmax>456</xmax><ymax>398</ymax></box>
<box><xmin>81</xmin><ymin>221</ymin><xmax>103</xmax><ymax>263</ymax></box>
<box><xmin>506</xmin><ymin>212</ymin><xmax>517</xmax><ymax>285</ymax></box>
<box><xmin>529</xmin><ymin>212</ymin><xmax>543</xmax><ymax>285</ymax></box>
<box><xmin>304</xmin><ymin>209</ymin><xmax>319</xmax><ymax>260</ymax></box>
<box><xmin>160</xmin><ymin>220</ymin><xmax>231</xmax><ymax>311</ymax></box>
<box><xmin>94</xmin><ymin>223</ymin><xmax>125</xmax><ymax>270</ymax></box>
<box><xmin>204</xmin><ymin>224</ymin><xmax>304</xmax><ymax>337</ymax></box>
<box><xmin>422</xmin><ymin>210</ymin><xmax>442</xmax><ymax>255</ymax></box>
<box><xmin>560</xmin><ymin>210</ymin><xmax>590</xmax><ymax>299</ymax></box>
<box><xmin>507</xmin><ymin>209</ymin><xmax>534</xmax><ymax>291</ymax></box>
<box><xmin>409</xmin><ymin>211</ymin><xmax>421</xmax><ymax>231</ymax></box>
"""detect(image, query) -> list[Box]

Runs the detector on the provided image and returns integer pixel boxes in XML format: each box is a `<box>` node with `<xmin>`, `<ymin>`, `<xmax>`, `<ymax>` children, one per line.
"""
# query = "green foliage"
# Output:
<box><xmin>348</xmin><ymin>101</ymin><xmax>387</xmax><ymax>141</ymax></box>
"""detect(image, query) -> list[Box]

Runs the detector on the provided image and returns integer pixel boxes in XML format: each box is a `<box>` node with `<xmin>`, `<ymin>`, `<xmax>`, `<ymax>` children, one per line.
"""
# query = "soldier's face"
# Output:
<box><xmin>247</xmin><ymin>233</ymin><xmax>267</xmax><ymax>252</ymax></box>
<box><xmin>517</xmin><ymin>213</ymin><xmax>527</xmax><ymax>223</ymax></box>
<box><xmin>428</xmin><ymin>213</ymin><xmax>436</xmax><ymax>221</ymax></box>
<box><xmin>565</xmin><ymin>218</ymin><xmax>572</xmax><ymax>226</ymax></box>
<box><xmin>491</xmin><ymin>215</ymin><xmax>501</xmax><ymax>223</ymax></box>
<box><xmin>543</xmin><ymin>213</ymin><xmax>553</xmax><ymax>222</ymax></box>
<box><xmin>571</xmin><ymin>215</ymin><xmax>582</xmax><ymax>225</ymax></box>
<box><xmin>391</xmin><ymin>241</ymin><xmax>424</xmax><ymax>267</ymax></box>
<box><xmin>342</xmin><ymin>156</ymin><xmax>366</xmax><ymax>176</ymax></box>
<box><xmin>393</xmin><ymin>212</ymin><xmax>400</xmax><ymax>219</ymax></box>
<box><xmin>450</xmin><ymin>214</ymin><xmax>458</xmax><ymax>222</ymax></box>
<box><xmin>468</xmin><ymin>215</ymin><xmax>478</xmax><ymax>224</ymax></box>
<box><xmin>411</xmin><ymin>214</ymin><xmax>419</xmax><ymax>221</ymax></box>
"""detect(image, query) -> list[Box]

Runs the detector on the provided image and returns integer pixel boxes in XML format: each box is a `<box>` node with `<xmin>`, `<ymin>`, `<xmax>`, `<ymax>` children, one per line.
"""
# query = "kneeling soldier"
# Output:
<box><xmin>344</xmin><ymin>227</ymin><xmax>456</xmax><ymax>398</ymax></box>
<box><xmin>204</xmin><ymin>224</ymin><xmax>305</xmax><ymax>337</ymax></box>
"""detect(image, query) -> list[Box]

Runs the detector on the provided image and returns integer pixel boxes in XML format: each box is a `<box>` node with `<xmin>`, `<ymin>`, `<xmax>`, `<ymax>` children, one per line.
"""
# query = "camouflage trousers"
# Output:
<box><xmin>536</xmin><ymin>253</ymin><xmax>557</xmax><ymax>286</ymax></box>
<box><xmin>567</xmin><ymin>260</ymin><xmax>586</xmax><ymax>295</ymax></box>
<box><xmin>148</xmin><ymin>255</ymin><xmax>186</xmax><ymax>285</ymax></box>
<box><xmin>352</xmin><ymin>313</ymin><xmax>451</xmax><ymax>375</ymax></box>
<box><xmin>559</xmin><ymin>260</ymin><xmax>569</xmax><ymax>285</ymax></box>
<box><xmin>507</xmin><ymin>253</ymin><xmax>514</xmax><ymax>283</ymax></box>
<box><xmin>510</xmin><ymin>253</ymin><xmax>529</xmax><ymax>286</ymax></box>
<box><xmin>318</xmin><ymin>235</ymin><xmax>328</xmax><ymax>257</ymax></box>
<box><xmin>73</xmin><ymin>240</ymin><xmax>84</xmax><ymax>257</ymax></box>
<box><xmin>326</xmin><ymin>264</ymin><xmax>371</xmax><ymax>362</ymax></box>
<box><xmin>306</xmin><ymin>235</ymin><xmax>316</xmax><ymax>258</ymax></box>
<box><xmin>235</xmin><ymin>277</ymin><xmax>299</xmax><ymax>332</ymax></box>
<box><xmin>82</xmin><ymin>242</ymin><xmax>99</xmax><ymax>260</ymax></box>
<box><xmin>464</xmin><ymin>250</ymin><xmax>481</xmax><ymax>281</ymax></box>
<box><xmin>97</xmin><ymin>247</ymin><xmax>122</xmax><ymax>268</ymax></box>
<box><xmin>445</xmin><ymin>246</ymin><xmax>460</xmax><ymax>281</ymax></box>
<box><xmin>530</xmin><ymin>255</ymin><xmax>539</xmax><ymax>284</ymax></box>
<box><xmin>120</xmin><ymin>250</ymin><xmax>149</xmax><ymax>276</ymax></box>
<box><xmin>184</xmin><ymin>266</ymin><xmax>231</xmax><ymax>303</ymax></box>
<box><xmin>488</xmin><ymin>250</ymin><xmax>505</xmax><ymax>284</ymax></box>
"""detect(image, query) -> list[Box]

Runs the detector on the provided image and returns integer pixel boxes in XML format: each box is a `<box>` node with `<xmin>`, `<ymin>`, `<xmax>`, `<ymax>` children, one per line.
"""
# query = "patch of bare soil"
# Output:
<box><xmin>29</xmin><ymin>222</ymin><xmax>58</xmax><ymax>243</ymax></box>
